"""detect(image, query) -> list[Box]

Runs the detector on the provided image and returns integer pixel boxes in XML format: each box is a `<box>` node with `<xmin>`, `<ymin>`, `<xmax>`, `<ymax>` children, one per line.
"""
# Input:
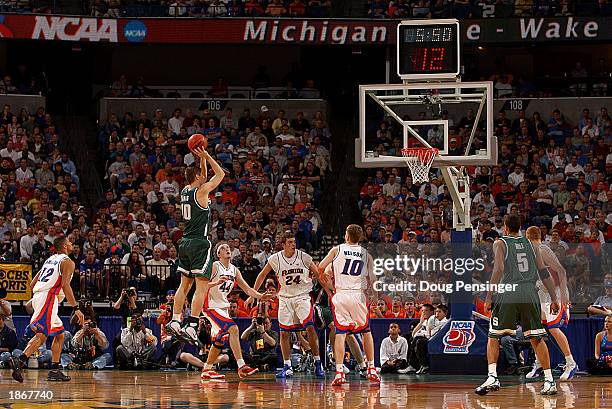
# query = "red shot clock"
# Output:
<box><xmin>396</xmin><ymin>20</ymin><xmax>460</xmax><ymax>80</ymax></box>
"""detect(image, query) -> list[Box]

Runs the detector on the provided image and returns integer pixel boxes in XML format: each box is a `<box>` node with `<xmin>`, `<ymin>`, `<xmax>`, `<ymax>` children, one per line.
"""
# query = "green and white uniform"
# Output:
<box><xmin>489</xmin><ymin>235</ymin><xmax>546</xmax><ymax>340</ymax></box>
<box><xmin>177</xmin><ymin>186</ymin><xmax>213</xmax><ymax>279</ymax></box>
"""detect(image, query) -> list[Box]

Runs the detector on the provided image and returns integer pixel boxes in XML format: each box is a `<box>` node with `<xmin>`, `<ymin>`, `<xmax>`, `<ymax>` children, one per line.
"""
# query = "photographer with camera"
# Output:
<box><xmin>179</xmin><ymin>317</ymin><xmax>230</xmax><ymax>370</ymax></box>
<box><xmin>67</xmin><ymin>318</ymin><xmax>111</xmax><ymax>370</ymax></box>
<box><xmin>113</xmin><ymin>287</ymin><xmax>144</xmax><ymax>328</ymax></box>
<box><xmin>240</xmin><ymin>310</ymin><xmax>278</xmax><ymax>372</ymax></box>
<box><xmin>116</xmin><ymin>313</ymin><xmax>158</xmax><ymax>369</ymax></box>
<box><xmin>157</xmin><ymin>290</ymin><xmax>181</xmax><ymax>367</ymax></box>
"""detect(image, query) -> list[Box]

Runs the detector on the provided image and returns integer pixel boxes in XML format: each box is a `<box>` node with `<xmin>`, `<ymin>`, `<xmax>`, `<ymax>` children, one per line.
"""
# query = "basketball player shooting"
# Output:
<box><xmin>9</xmin><ymin>237</ymin><xmax>85</xmax><ymax>383</ymax></box>
<box><xmin>318</xmin><ymin>224</ymin><xmax>380</xmax><ymax>386</ymax></box>
<box><xmin>525</xmin><ymin>226</ymin><xmax>577</xmax><ymax>381</ymax></box>
<box><xmin>476</xmin><ymin>214</ymin><xmax>560</xmax><ymax>396</ymax></box>
<box><xmin>167</xmin><ymin>146</ymin><xmax>224</xmax><ymax>346</ymax></box>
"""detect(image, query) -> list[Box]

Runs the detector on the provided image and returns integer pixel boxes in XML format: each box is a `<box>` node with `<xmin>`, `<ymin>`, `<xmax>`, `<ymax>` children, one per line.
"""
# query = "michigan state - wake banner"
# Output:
<box><xmin>0</xmin><ymin>14</ymin><xmax>610</xmax><ymax>44</ymax></box>
<box><xmin>0</xmin><ymin>263</ymin><xmax>32</xmax><ymax>301</ymax></box>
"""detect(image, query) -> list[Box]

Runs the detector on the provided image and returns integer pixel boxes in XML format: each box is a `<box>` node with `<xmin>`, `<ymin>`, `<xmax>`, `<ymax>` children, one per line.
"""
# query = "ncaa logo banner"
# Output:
<box><xmin>443</xmin><ymin>320</ymin><xmax>476</xmax><ymax>354</ymax></box>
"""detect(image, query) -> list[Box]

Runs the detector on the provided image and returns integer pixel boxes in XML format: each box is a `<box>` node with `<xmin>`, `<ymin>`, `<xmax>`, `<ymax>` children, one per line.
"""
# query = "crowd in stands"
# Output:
<box><xmin>490</xmin><ymin>62</ymin><xmax>611</xmax><ymax>99</ymax></box>
<box><xmin>96</xmin><ymin>103</ymin><xmax>329</xmax><ymax>300</ymax></box>
<box><xmin>368</xmin><ymin>0</ymin><xmax>612</xmax><ymax>18</ymax></box>
<box><xmin>359</xmin><ymin>104</ymin><xmax>611</xmax><ymax>316</ymax></box>
<box><xmin>0</xmin><ymin>103</ymin><xmax>83</xmax><ymax>268</ymax></box>
<box><xmin>0</xmin><ymin>66</ymin><xmax>45</xmax><ymax>96</ymax></box>
<box><xmin>3</xmin><ymin>0</ymin><xmax>611</xmax><ymax>17</ymax></box>
<box><xmin>106</xmin><ymin>73</ymin><xmax>320</xmax><ymax>100</ymax></box>
<box><xmin>95</xmin><ymin>0</ymin><xmax>333</xmax><ymax>18</ymax></box>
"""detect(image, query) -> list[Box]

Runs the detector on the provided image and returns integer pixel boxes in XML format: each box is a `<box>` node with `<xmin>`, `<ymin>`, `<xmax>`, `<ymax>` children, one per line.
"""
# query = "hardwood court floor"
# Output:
<box><xmin>0</xmin><ymin>369</ymin><xmax>609</xmax><ymax>408</ymax></box>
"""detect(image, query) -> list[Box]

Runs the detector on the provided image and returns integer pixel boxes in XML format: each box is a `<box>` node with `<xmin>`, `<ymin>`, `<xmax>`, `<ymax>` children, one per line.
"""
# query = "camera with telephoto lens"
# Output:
<box><xmin>87</xmin><ymin>321</ymin><xmax>97</xmax><ymax>329</ymax></box>
<box><xmin>132</xmin><ymin>316</ymin><xmax>144</xmax><ymax>329</ymax></box>
<box><xmin>256</xmin><ymin>302</ymin><xmax>267</xmax><ymax>325</ymax></box>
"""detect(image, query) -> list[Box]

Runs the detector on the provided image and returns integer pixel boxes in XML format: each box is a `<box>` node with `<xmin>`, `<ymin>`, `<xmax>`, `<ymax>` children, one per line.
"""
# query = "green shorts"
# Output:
<box><xmin>177</xmin><ymin>238</ymin><xmax>213</xmax><ymax>279</ymax></box>
<box><xmin>314</xmin><ymin>305</ymin><xmax>333</xmax><ymax>330</ymax></box>
<box><xmin>489</xmin><ymin>283</ymin><xmax>547</xmax><ymax>340</ymax></box>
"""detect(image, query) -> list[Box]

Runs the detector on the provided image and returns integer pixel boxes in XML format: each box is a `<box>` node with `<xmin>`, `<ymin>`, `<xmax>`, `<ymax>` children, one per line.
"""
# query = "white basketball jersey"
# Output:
<box><xmin>33</xmin><ymin>254</ymin><xmax>69</xmax><ymax>295</ymax></box>
<box><xmin>206</xmin><ymin>261</ymin><xmax>237</xmax><ymax>310</ymax></box>
<box><xmin>332</xmin><ymin>244</ymin><xmax>368</xmax><ymax>291</ymax></box>
<box><xmin>269</xmin><ymin>250</ymin><xmax>313</xmax><ymax>298</ymax></box>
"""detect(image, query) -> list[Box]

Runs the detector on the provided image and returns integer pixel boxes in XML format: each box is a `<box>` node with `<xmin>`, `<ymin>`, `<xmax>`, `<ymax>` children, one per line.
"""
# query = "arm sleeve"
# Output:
<box><xmin>7</xmin><ymin>329</ymin><xmax>17</xmax><ymax>351</ymax></box>
<box><xmin>399</xmin><ymin>338</ymin><xmax>409</xmax><ymax>361</ymax></box>
<box><xmin>379</xmin><ymin>338</ymin><xmax>390</xmax><ymax>363</ymax></box>
<box><xmin>120</xmin><ymin>328</ymin><xmax>131</xmax><ymax>349</ymax></box>
<box><xmin>98</xmin><ymin>331</ymin><xmax>109</xmax><ymax>350</ymax></box>
<box><xmin>146</xmin><ymin>329</ymin><xmax>158</xmax><ymax>347</ymax></box>
<box><xmin>72</xmin><ymin>329</ymin><xmax>83</xmax><ymax>348</ymax></box>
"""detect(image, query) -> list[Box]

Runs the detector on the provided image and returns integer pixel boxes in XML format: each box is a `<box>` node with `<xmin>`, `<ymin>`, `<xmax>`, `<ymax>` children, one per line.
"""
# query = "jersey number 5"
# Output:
<box><xmin>341</xmin><ymin>259</ymin><xmax>363</xmax><ymax>276</ymax></box>
<box><xmin>181</xmin><ymin>203</ymin><xmax>191</xmax><ymax>221</ymax></box>
<box><xmin>517</xmin><ymin>252</ymin><xmax>528</xmax><ymax>273</ymax></box>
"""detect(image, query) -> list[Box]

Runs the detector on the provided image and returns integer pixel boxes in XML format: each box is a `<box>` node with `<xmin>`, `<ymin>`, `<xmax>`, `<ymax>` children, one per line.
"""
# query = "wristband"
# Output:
<box><xmin>538</xmin><ymin>267</ymin><xmax>551</xmax><ymax>280</ymax></box>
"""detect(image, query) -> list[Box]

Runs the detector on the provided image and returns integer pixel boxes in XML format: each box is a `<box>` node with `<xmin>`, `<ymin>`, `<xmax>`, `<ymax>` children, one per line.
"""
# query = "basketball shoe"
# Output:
<box><xmin>331</xmin><ymin>372</ymin><xmax>347</xmax><ymax>386</ymax></box>
<box><xmin>559</xmin><ymin>361</ymin><xmax>577</xmax><ymax>381</ymax></box>
<box><xmin>276</xmin><ymin>364</ymin><xmax>294</xmax><ymax>378</ymax></box>
<box><xmin>541</xmin><ymin>380</ymin><xmax>558</xmax><ymax>395</ymax></box>
<box><xmin>201</xmin><ymin>369</ymin><xmax>225</xmax><ymax>381</ymax></box>
<box><xmin>475</xmin><ymin>376</ymin><xmax>500</xmax><ymax>395</ymax></box>
<box><xmin>238</xmin><ymin>365</ymin><xmax>259</xmax><ymax>379</ymax></box>
<box><xmin>367</xmin><ymin>367</ymin><xmax>380</xmax><ymax>384</ymax></box>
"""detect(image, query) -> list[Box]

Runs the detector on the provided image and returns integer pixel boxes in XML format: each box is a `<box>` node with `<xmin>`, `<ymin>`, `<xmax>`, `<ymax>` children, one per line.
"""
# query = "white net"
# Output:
<box><xmin>401</xmin><ymin>148</ymin><xmax>438</xmax><ymax>183</ymax></box>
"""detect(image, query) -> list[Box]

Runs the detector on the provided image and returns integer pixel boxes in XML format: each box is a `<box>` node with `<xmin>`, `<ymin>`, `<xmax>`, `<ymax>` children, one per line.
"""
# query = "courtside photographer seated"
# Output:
<box><xmin>116</xmin><ymin>313</ymin><xmax>158</xmax><ymax>369</ymax></box>
<box><xmin>179</xmin><ymin>317</ymin><xmax>231</xmax><ymax>371</ymax></box>
<box><xmin>66</xmin><ymin>317</ymin><xmax>112</xmax><ymax>370</ymax></box>
<box><xmin>241</xmin><ymin>315</ymin><xmax>278</xmax><ymax>372</ymax></box>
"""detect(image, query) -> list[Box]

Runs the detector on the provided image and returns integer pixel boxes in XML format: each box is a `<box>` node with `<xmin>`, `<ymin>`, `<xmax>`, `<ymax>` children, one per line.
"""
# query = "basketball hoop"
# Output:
<box><xmin>401</xmin><ymin>147</ymin><xmax>439</xmax><ymax>183</ymax></box>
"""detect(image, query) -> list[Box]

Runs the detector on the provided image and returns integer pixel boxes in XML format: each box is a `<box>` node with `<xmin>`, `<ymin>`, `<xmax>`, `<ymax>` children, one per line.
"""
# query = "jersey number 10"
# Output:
<box><xmin>181</xmin><ymin>203</ymin><xmax>191</xmax><ymax>221</ymax></box>
<box><xmin>341</xmin><ymin>259</ymin><xmax>364</xmax><ymax>276</ymax></box>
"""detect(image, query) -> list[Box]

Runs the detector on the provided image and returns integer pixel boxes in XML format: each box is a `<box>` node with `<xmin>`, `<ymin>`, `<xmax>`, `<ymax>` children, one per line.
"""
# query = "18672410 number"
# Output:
<box><xmin>8</xmin><ymin>390</ymin><xmax>54</xmax><ymax>400</ymax></box>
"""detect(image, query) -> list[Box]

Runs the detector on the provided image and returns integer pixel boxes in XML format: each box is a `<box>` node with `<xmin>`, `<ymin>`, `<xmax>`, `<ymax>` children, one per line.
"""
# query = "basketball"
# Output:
<box><xmin>188</xmin><ymin>133</ymin><xmax>208</xmax><ymax>152</ymax></box>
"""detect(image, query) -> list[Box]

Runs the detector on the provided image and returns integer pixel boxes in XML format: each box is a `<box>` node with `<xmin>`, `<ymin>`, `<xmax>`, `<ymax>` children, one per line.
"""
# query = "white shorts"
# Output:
<box><xmin>331</xmin><ymin>291</ymin><xmax>369</xmax><ymax>334</ymax></box>
<box><xmin>538</xmin><ymin>288</ymin><xmax>570</xmax><ymax>329</ymax></box>
<box><xmin>30</xmin><ymin>291</ymin><xmax>64</xmax><ymax>336</ymax></box>
<box><xmin>202</xmin><ymin>307</ymin><xmax>236</xmax><ymax>346</ymax></box>
<box><xmin>278</xmin><ymin>294</ymin><xmax>314</xmax><ymax>332</ymax></box>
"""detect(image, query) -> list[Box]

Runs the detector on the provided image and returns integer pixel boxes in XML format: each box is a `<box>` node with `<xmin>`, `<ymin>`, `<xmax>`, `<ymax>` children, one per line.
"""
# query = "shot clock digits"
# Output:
<box><xmin>396</xmin><ymin>20</ymin><xmax>460</xmax><ymax>79</ymax></box>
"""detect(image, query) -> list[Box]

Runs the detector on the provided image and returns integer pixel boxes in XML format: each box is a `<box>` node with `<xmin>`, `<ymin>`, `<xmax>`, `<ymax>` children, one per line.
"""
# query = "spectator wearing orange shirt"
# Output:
<box><xmin>229</xmin><ymin>301</ymin><xmax>250</xmax><ymax>318</ymax></box>
<box><xmin>227</xmin><ymin>291</ymin><xmax>249</xmax><ymax>315</ymax></box>
<box><xmin>221</xmin><ymin>184</ymin><xmax>239</xmax><ymax>207</ymax></box>
<box><xmin>265</xmin><ymin>0</ymin><xmax>286</xmax><ymax>16</ymax></box>
<box><xmin>244</xmin><ymin>0</ymin><xmax>264</xmax><ymax>15</ymax></box>
<box><xmin>387</xmin><ymin>297</ymin><xmax>407</xmax><ymax>319</ymax></box>
<box><xmin>155</xmin><ymin>163</ymin><xmax>173</xmax><ymax>184</ymax></box>
<box><xmin>371</xmin><ymin>299</ymin><xmax>390</xmax><ymax>318</ymax></box>
<box><xmin>288</xmin><ymin>0</ymin><xmax>306</xmax><ymax>16</ymax></box>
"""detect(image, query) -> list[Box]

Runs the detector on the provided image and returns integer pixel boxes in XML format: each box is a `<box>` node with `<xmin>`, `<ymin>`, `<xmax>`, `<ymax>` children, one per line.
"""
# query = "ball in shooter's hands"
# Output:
<box><xmin>188</xmin><ymin>133</ymin><xmax>208</xmax><ymax>152</ymax></box>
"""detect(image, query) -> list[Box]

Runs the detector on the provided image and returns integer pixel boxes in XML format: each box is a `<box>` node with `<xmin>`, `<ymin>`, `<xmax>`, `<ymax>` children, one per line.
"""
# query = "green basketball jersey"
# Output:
<box><xmin>499</xmin><ymin>235</ymin><xmax>538</xmax><ymax>285</ymax></box>
<box><xmin>180</xmin><ymin>186</ymin><xmax>211</xmax><ymax>239</ymax></box>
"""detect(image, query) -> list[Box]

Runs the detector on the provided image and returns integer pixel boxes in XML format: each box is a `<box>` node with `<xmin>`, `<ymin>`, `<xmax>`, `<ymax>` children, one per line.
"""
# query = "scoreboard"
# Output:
<box><xmin>396</xmin><ymin>19</ymin><xmax>461</xmax><ymax>80</ymax></box>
